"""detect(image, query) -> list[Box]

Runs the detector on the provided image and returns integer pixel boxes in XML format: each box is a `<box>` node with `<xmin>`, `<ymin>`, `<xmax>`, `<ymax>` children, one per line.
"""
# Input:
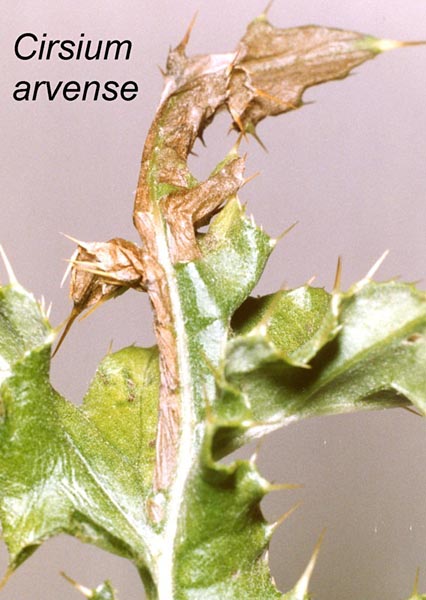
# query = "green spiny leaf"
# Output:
<box><xmin>215</xmin><ymin>281</ymin><xmax>426</xmax><ymax>457</ymax></box>
<box><xmin>175</xmin><ymin>197</ymin><xmax>272</xmax><ymax>418</ymax></box>
<box><xmin>0</xmin><ymin>283</ymin><xmax>156</xmax><ymax>575</ymax></box>
<box><xmin>173</xmin><ymin>450</ymin><xmax>282</xmax><ymax>599</ymax></box>
<box><xmin>180</xmin><ymin>197</ymin><xmax>273</xmax><ymax>325</ymax></box>
<box><xmin>0</xmin><ymin>284</ymin><xmax>52</xmax><ymax>383</ymax></box>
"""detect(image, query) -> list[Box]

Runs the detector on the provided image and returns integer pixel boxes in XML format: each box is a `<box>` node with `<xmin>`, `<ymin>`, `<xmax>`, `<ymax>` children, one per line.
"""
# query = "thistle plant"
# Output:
<box><xmin>1</xmin><ymin>8</ymin><xmax>425</xmax><ymax>600</ymax></box>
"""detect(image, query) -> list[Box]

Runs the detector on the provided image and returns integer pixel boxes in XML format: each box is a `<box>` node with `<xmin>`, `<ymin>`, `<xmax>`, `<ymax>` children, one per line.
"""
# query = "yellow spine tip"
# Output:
<box><xmin>359</xmin><ymin>37</ymin><xmax>425</xmax><ymax>53</ymax></box>
<box><xmin>375</xmin><ymin>39</ymin><xmax>405</xmax><ymax>52</ymax></box>
<box><xmin>293</xmin><ymin>529</ymin><xmax>326</xmax><ymax>598</ymax></box>
<box><xmin>270</xmin><ymin>501</ymin><xmax>303</xmax><ymax>532</ymax></box>
<box><xmin>60</xmin><ymin>572</ymin><xmax>93</xmax><ymax>598</ymax></box>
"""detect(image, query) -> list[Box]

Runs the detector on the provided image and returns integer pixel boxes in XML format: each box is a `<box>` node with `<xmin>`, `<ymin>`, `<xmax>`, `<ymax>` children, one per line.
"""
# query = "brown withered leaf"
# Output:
<box><xmin>161</xmin><ymin>15</ymin><xmax>404</xmax><ymax>146</ymax></box>
<box><xmin>227</xmin><ymin>19</ymin><xmax>386</xmax><ymax>130</ymax></box>
<box><xmin>54</xmin><ymin>238</ymin><xmax>145</xmax><ymax>355</ymax></box>
<box><xmin>69</xmin><ymin>238</ymin><xmax>145</xmax><ymax>300</ymax></box>
<box><xmin>163</xmin><ymin>155</ymin><xmax>246</xmax><ymax>260</ymax></box>
<box><xmin>140</xmin><ymin>14</ymin><xmax>408</xmax><ymax>264</ymax></box>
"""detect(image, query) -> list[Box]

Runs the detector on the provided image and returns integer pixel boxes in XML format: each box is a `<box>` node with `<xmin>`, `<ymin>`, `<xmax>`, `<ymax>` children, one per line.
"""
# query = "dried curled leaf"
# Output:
<box><xmin>162</xmin><ymin>15</ymin><xmax>402</xmax><ymax>147</ymax></box>
<box><xmin>70</xmin><ymin>237</ymin><xmax>145</xmax><ymax>309</ymax></box>
<box><xmin>135</xmin><ymin>14</ymin><xmax>409</xmax><ymax>266</ymax></box>
<box><xmin>55</xmin><ymin>237</ymin><xmax>145</xmax><ymax>353</ymax></box>
<box><xmin>163</xmin><ymin>152</ymin><xmax>246</xmax><ymax>260</ymax></box>
<box><xmin>228</xmin><ymin>19</ymin><xmax>388</xmax><ymax>130</ymax></box>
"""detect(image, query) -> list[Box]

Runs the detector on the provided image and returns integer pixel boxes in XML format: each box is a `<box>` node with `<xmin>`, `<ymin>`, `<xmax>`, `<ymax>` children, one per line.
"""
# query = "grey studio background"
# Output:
<box><xmin>1</xmin><ymin>1</ymin><xmax>425</xmax><ymax>598</ymax></box>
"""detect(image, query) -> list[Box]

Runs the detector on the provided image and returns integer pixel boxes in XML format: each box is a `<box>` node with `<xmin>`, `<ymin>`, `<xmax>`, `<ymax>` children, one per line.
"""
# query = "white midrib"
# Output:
<box><xmin>152</xmin><ymin>209</ymin><xmax>196</xmax><ymax>600</ymax></box>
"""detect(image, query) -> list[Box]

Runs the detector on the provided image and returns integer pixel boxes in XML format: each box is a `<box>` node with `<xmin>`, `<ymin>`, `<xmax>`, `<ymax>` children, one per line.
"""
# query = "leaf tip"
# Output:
<box><xmin>333</xmin><ymin>256</ymin><xmax>343</xmax><ymax>292</ymax></box>
<box><xmin>268</xmin><ymin>481</ymin><xmax>304</xmax><ymax>493</ymax></box>
<box><xmin>249</xmin><ymin>437</ymin><xmax>264</xmax><ymax>465</ymax></box>
<box><xmin>51</xmin><ymin>307</ymin><xmax>80</xmax><ymax>357</ymax></box>
<box><xmin>412</xmin><ymin>568</ymin><xmax>421</xmax><ymax>596</ymax></box>
<box><xmin>359</xmin><ymin>249</ymin><xmax>390</xmax><ymax>288</ymax></box>
<box><xmin>270</xmin><ymin>500</ymin><xmax>303</xmax><ymax>533</ymax></box>
<box><xmin>242</xmin><ymin>171</ymin><xmax>261</xmax><ymax>188</ymax></box>
<box><xmin>357</xmin><ymin>36</ymin><xmax>426</xmax><ymax>55</ymax></box>
<box><xmin>175</xmin><ymin>11</ymin><xmax>198</xmax><ymax>53</ymax></box>
<box><xmin>356</xmin><ymin>36</ymin><xmax>402</xmax><ymax>54</ymax></box>
<box><xmin>38</xmin><ymin>294</ymin><xmax>53</xmax><ymax>321</ymax></box>
<box><xmin>245</xmin><ymin>122</ymin><xmax>269</xmax><ymax>152</ymax></box>
<box><xmin>258</xmin><ymin>0</ymin><xmax>274</xmax><ymax>21</ymax></box>
<box><xmin>292</xmin><ymin>529</ymin><xmax>325</xmax><ymax>598</ymax></box>
<box><xmin>0</xmin><ymin>244</ymin><xmax>18</xmax><ymax>287</ymax></box>
<box><xmin>276</xmin><ymin>221</ymin><xmax>299</xmax><ymax>244</ymax></box>
<box><xmin>61</xmin><ymin>572</ymin><xmax>93</xmax><ymax>598</ymax></box>
<box><xmin>367</xmin><ymin>37</ymin><xmax>426</xmax><ymax>53</ymax></box>
<box><xmin>60</xmin><ymin>248</ymin><xmax>79</xmax><ymax>288</ymax></box>
<box><xmin>0</xmin><ymin>566</ymin><xmax>13</xmax><ymax>591</ymax></box>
